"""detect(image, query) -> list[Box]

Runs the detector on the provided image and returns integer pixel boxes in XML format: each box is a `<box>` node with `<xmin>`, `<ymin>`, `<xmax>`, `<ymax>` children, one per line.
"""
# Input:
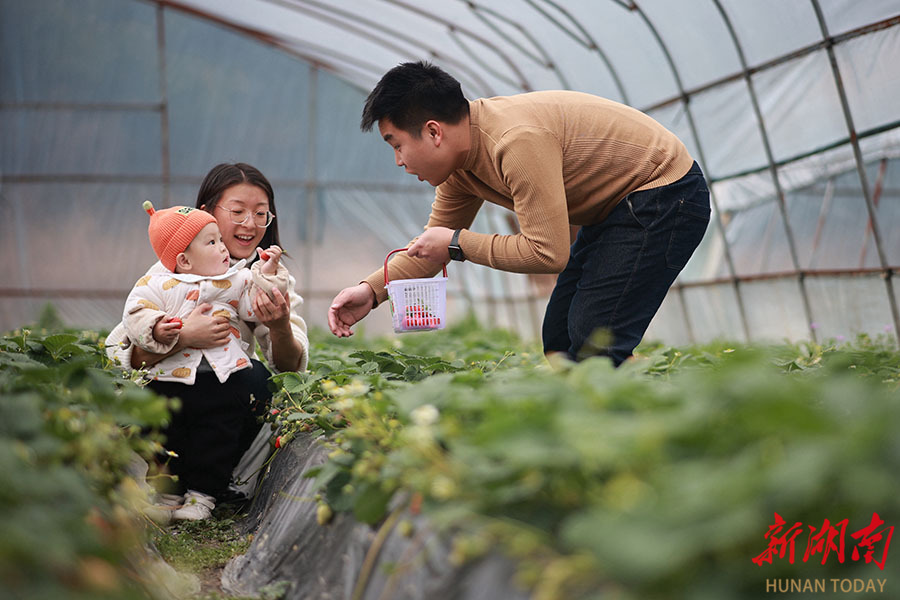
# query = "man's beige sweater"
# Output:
<box><xmin>365</xmin><ymin>90</ymin><xmax>695</xmax><ymax>304</ymax></box>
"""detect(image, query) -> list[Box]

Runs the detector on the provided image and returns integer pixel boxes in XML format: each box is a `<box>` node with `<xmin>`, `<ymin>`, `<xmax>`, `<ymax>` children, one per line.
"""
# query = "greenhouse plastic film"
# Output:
<box><xmin>223</xmin><ymin>433</ymin><xmax>528</xmax><ymax>600</ymax></box>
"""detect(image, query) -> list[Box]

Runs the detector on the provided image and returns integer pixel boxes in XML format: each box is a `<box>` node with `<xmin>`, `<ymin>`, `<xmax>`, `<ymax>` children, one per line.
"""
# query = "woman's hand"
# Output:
<box><xmin>255</xmin><ymin>288</ymin><xmax>305</xmax><ymax>372</ymax></box>
<box><xmin>253</xmin><ymin>288</ymin><xmax>291</xmax><ymax>330</ymax></box>
<box><xmin>178</xmin><ymin>303</ymin><xmax>231</xmax><ymax>349</ymax></box>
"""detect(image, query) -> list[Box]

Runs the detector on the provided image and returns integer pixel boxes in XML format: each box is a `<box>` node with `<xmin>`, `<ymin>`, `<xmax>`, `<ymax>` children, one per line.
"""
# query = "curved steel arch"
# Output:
<box><xmin>262</xmin><ymin>0</ymin><xmax>497</xmax><ymax>96</ymax></box>
<box><xmin>157</xmin><ymin>0</ymin><xmax>416</xmax><ymax>91</ymax></box>
<box><xmin>458</xmin><ymin>0</ymin><xmax>571</xmax><ymax>90</ymax></box>
<box><xmin>526</xmin><ymin>0</ymin><xmax>630</xmax><ymax>104</ymax></box>
<box><xmin>380</xmin><ymin>0</ymin><xmax>534</xmax><ymax>91</ymax></box>
<box><xmin>445</xmin><ymin>28</ymin><xmax>526</xmax><ymax>91</ymax></box>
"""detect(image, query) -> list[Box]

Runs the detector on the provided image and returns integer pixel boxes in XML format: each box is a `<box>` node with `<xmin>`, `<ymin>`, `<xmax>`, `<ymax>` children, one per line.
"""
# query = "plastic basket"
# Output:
<box><xmin>384</xmin><ymin>248</ymin><xmax>448</xmax><ymax>333</ymax></box>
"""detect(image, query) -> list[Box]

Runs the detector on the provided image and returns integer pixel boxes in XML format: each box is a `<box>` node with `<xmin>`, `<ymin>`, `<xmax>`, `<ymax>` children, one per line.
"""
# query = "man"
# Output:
<box><xmin>328</xmin><ymin>61</ymin><xmax>710</xmax><ymax>365</ymax></box>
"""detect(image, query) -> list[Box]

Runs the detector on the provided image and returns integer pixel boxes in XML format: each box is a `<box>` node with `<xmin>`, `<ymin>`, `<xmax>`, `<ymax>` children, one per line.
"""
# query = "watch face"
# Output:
<box><xmin>449</xmin><ymin>246</ymin><xmax>464</xmax><ymax>261</ymax></box>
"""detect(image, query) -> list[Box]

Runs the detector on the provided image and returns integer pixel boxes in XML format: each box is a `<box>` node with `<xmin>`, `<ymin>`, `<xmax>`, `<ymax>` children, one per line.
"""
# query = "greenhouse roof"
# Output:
<box><xmin>2</xmin><ymin>0</ymin><xmax>900</xmax><ymax>343</ymax></box>
<box><xmin>155</xmin><ymin>0</ymin><xmax>900</xmax><ymax>185</ymax></box>
<box><xmin>165</xmin><ymin>1</ymin><xmax>895</xmax><ymax>106</ymax></box>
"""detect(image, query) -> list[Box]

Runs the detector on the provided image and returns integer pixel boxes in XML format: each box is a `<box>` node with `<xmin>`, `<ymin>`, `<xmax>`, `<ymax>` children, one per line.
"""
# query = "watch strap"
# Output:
<box><xmin>449</xmin><ymin>228</ymin><xmax>465</xmax><ymax>261</ymax></box>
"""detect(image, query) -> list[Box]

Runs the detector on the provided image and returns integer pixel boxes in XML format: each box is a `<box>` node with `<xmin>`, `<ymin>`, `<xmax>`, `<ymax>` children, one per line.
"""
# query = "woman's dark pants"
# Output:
<box><xmin>148</xmin><ymin>359</ymin><xmax>272</xmax><ymax>497</ymax></box>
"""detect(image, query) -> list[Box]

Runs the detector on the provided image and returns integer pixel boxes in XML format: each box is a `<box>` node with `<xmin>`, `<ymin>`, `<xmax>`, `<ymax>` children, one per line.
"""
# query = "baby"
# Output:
<box><xmin>123</xmin><ymin>201</ymin><xmax>288</xmax><ymax>384</ymax></box>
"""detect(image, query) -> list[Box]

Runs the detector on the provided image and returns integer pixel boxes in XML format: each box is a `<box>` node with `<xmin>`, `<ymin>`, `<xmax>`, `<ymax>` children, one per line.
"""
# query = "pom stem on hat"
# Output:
<box><xmin>143</xmin><ymin>200</ymin><xmax>156</xmax><ymax>216</ymax></box>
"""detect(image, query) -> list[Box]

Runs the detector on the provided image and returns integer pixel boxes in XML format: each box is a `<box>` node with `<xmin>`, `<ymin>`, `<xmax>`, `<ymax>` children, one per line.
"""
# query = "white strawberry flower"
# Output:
<box><xmin>411</xmin><ymin>404</ymin><xmax>439</xmax><ymax>427</ymax></box>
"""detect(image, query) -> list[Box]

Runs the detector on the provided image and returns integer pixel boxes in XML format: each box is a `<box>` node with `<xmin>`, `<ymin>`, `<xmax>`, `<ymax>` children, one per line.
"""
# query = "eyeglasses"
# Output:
<box><xmin>216</xmin><ymin>205</ymin><xmax>275</xmax><ymax>228</ymax></box>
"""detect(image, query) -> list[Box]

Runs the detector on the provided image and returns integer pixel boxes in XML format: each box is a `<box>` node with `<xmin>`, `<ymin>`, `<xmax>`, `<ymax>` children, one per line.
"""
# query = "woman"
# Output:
<box><xmin>107</xmin><ymin>163</ymin><xmax>308</xmax><ymax>520</ymax></box>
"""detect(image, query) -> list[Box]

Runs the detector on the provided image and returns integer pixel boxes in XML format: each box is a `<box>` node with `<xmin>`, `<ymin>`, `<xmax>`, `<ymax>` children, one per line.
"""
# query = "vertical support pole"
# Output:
<box><xmin>710</xmin><ymin>1</ymin><xmax>815</xmax><ymax>341</ymax></box>
<box><xmin>635</xmin><ymin>4</ymin><xmax>752</xmax><ymax>343</ymax></box>
<box><xmin>156</xmin><ymin>3</ymin><xmax>171</xmax><ymax>207</ymax></box>
<box><xmin>811</xmin><ymin>0</ymin><xmax>900</xmax><ymax>344</ymax></box>
<box><xmin>303</xmin><ymin>65</ymin><xmax>318</xmax><ymax>321</ymax></box>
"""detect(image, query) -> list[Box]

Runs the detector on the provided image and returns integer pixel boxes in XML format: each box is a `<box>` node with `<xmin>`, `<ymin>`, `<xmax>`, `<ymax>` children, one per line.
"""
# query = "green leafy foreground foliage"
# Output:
<box><xmin>3</xmin><ymin>316</ymin><xmax>899</xmax><ymax>600</ymax></box>
<box><xmin>0</xmin><ymin>328</ymin><xmax>171</xmax><ymax>600</ymax></box>
<box><xmin>270</xmin><ymin>323</ymin><xmax>900</xmax><ymax>600</ymax></box>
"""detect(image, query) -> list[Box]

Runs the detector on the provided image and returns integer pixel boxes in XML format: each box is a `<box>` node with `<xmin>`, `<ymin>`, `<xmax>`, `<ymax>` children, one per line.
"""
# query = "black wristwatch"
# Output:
<box><xmin>448</xmin><ymin>228</ymin><xmax>466</xmax><ymax>262</ymax></box>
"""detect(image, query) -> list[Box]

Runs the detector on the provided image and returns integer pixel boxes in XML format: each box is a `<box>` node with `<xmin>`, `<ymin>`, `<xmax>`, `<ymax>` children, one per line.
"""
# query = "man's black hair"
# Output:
<box><xmin>361</xmin><ymin>61</ymin><xmax>468</xmax><ymax>136</ymax></box>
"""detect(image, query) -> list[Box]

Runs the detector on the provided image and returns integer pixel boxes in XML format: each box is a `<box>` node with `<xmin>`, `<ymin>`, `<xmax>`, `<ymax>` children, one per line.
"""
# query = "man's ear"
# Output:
<box><xmin>175</xmin><ymin>252</ymin><xmax>191</xmax><ymax>272</ymax></box>
<box><xmin>424</xmin><ymin>120</ymin><xmax>443</xmax><ymax>145</ymax></box>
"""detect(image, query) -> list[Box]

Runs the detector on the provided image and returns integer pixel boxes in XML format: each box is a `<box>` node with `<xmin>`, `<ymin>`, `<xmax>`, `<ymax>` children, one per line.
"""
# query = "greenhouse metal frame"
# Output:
<box><xmin>2</xmin><ymin>0</ymin><xmax>899</xmax><ymax>344</ymax></box>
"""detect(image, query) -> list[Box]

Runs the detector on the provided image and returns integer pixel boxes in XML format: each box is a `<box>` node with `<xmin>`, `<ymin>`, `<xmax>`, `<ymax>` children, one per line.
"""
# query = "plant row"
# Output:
<box><xmin>266</xmin><ymin>325</ymin><xmax>900</xmax><ymax>600</ymax></box>
<box><xmin>3</xmin><ymin>316</ymin><xmax>898</xmax><ymax>600</ymax></box>
<box><xmin>0</xmin><ymin>329</ymin><xmax>173</xmax><ymax>600</ymax></box>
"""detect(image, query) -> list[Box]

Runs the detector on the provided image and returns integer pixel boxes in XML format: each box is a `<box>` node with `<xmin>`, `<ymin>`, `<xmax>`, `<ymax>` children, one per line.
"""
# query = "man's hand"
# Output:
<box><xmin>407</xmin><ymin>227</ymin><xmax>454</xmax><ymax>263</ymax></box>
<box><xmin>328</xmin><ymin>283</ymin><xmax>376</xmax><ymax>337</ymax></box>
<box><xmin>178</xmin><ymin>303</ymin><xmax>231</xmax><ymax>348</ymax></box>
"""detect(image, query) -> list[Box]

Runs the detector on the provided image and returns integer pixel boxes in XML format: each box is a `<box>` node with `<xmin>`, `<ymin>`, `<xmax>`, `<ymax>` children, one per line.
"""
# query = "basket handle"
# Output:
<box><xmin>384</xmin><ymin>248</ymin><xmax>448</xmax><ymax>286</ymax></box>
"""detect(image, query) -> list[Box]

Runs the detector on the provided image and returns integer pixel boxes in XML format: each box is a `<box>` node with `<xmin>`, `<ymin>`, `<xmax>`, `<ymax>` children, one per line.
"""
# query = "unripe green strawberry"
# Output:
<box><xmin>316</xmin><ymin>503</ymin><xmax>333</xmax><ymax>525</ymax></box>
<box><xmin>397</xmin><ymin>519</ymin><xmax>414</xmax><ymax>538</ymax></box>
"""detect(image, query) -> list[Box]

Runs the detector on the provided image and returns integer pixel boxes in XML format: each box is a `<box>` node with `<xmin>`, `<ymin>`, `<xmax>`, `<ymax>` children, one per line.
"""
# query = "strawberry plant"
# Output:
<box><xmin>266</xmin><ymin>327</ymin><xmax>900</xmax><ymax>600</ymax></box>
<box><xmin>7</xmin><ymin>309</ymin><xmax>899</xmax><ymax>600</ymax></box>
<box><xmin>0</xmin><ymin>327</ymin><xmax>174</xmax><ymax>600</ymax></box>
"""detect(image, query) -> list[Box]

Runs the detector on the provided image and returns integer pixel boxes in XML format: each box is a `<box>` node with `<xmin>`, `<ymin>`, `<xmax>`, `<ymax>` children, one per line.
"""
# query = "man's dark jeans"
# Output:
<box><xmin>542</xmin><ymin>161</ymin><xmax>710</xmax><ymax>366</ymax></box>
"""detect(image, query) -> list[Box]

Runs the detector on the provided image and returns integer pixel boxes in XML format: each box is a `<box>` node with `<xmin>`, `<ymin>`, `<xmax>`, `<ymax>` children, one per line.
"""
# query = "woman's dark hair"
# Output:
<box><xmin>195</xmin><ymin>162</ymin><xmax>282</xmax><ymax>254</ymax></box>
<box><xmin>361</xmin><ymin>61</ymin><xmax>468</xmax><ymax>136</ymax></box>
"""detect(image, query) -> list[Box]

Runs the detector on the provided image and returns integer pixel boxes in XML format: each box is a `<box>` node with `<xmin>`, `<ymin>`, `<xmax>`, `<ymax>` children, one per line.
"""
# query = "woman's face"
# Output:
<box><xmin>206</xmin><ymin>183</ymin><xmax>271</xmax><ymax>260</ymax></box>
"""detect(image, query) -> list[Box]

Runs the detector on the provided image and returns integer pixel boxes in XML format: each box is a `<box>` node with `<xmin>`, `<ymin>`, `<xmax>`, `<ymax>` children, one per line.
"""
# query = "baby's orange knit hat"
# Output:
<box><xmin>143</xmin><ymin>201</ymin><xmax>217</xmax><ymax>271</ymax></box>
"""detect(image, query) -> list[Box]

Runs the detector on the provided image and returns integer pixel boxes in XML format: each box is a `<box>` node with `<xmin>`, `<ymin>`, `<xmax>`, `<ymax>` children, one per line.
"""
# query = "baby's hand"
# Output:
<box><xmin>257</xmin><ymin>245</ymin><xmax>283</xmax><ymax>275</ymax></box>
<box><xmin>153</xmin><ymin>316</ymin><xmax>183</xmax><ymax>345</ymax></box>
